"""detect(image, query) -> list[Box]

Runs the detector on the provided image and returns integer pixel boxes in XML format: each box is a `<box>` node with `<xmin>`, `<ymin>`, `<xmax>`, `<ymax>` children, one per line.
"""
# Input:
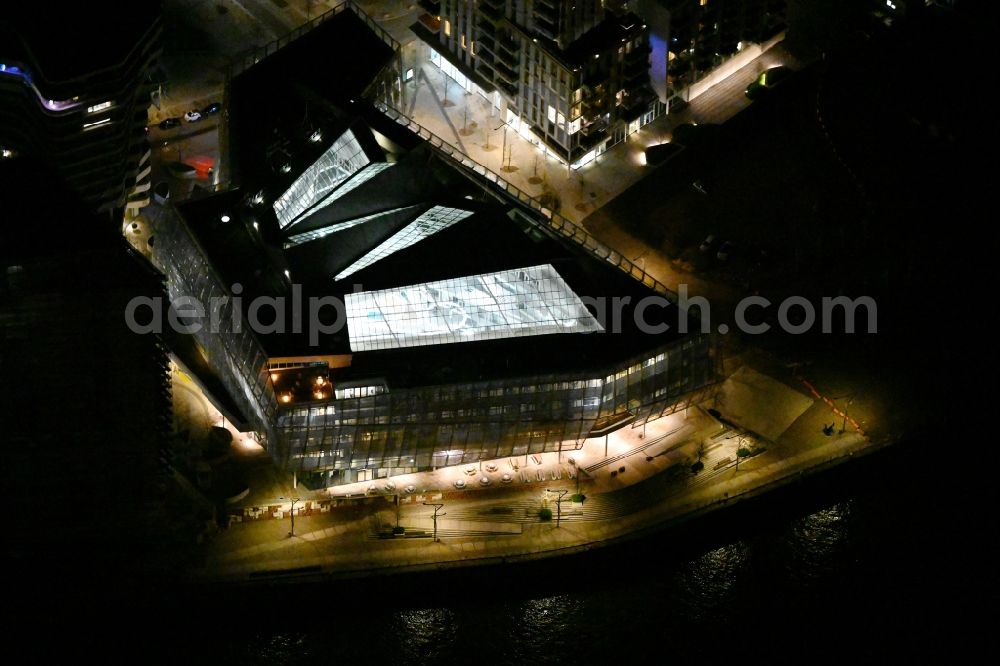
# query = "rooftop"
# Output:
<box><xmin>175</xmin><ymin>7</ymin><xmax>695</xmax><ymax>393</ymax></box>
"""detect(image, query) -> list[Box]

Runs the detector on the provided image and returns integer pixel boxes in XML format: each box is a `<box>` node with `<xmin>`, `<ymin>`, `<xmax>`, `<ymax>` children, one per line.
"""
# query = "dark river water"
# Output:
<box><xmin>173</xmin><ymin>437</ymin><xmax>988</xmax><ymax>663</ymax></box>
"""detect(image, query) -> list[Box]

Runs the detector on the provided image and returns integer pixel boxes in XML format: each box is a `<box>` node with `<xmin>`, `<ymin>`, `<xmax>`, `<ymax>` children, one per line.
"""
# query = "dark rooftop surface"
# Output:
<box><xmin>229</xmin><ymin>9</ymin><xmax>394</xmax><ymax>190</ymax></box>
<box><xmin>180</xmin><ymin>116</ymin><xmax>689</xmax><ymax>388</ymax></box>
<box><xmin>0</xmin><ymin>2</ymin><xmax>160</xmax><ymax>84</ymax></box>
<box><xmin>175</xmin><ymin>7</ymin><xmax>692</xmax><ymax>391</ymax></box>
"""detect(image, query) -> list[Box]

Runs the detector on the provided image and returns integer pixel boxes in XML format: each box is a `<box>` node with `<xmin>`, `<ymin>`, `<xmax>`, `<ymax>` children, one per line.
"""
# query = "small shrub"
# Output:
<box><xmin>570</xmin><ymin>494</ymin><xmax>586</xmax><ymax>503</ymax></box>
<box><xmin>736</xmin><ymin>447</ymin><xmax>752</xmax><ymax>458</ymax></box>
<box><xmin>691</xmin><ymin>461</ymin><xmax>704</xmax><ymax>474</ymax></box>
<box><xmin>538</xmin><ymin>507</ymin><xmax>553</xmax><ymax>521</ymax></box>
<box><xmin>392</xmin><ymin>525</ymin><xmax>406</xmax><ymax>535</ymax></box>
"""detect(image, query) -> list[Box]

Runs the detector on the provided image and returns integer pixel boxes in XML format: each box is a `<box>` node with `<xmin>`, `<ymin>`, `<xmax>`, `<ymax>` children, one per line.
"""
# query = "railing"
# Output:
<box><xmin>220</xmin><ymin>2</ymin><xmax>671</xmax><ymax>298</ymax></box>
<box><xmin>226</xmin><ymin>1</ymin><xmax>401</xmax><ymax>81</ymax></box>
<box><xmin>374</xmin><ymin>102</ymin><xmax>676</xmax><ymax>299</ymax></box>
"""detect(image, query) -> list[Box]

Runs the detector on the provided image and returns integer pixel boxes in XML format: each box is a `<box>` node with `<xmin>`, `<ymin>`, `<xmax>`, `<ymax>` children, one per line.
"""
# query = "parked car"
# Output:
<box><xmin>699</xmin><ymin>235</ymin><xmax>717</xmax><ymax>252</ymax></box>
<box><xmin>201</xmin><ymin>102</ymin><xmax>222</xmax><ymax>115</ymax></box>
<box><xmin>717</xmin><ymin>241</ymin><xmax>735</xmax><ymax>262</ymax></box>
<box><xmin>183</xmin><ymin>110</ymin><xmax>202</xmax><ymax>123</ymax></box>
<box><xmin>158</xmin><ymin>117</ymin><xmax>181</xmax><ymax>130</ymax></box>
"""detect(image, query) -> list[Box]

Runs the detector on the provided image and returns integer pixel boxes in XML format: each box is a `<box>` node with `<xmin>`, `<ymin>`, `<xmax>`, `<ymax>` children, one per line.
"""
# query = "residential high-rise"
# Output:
<box><xmin>635</xmin><ymin>0</ymin><xmax>786</xmax><ymax>101</ymax></box>
<box><xmin>416</xmin><ymin>0</ymin><xmax>661</xmax><ymax>167</ymax></box>
<box><xmin>0</xmin><ymin>3</ymin><xmax>162</xmax><ymax>217</ymax></box>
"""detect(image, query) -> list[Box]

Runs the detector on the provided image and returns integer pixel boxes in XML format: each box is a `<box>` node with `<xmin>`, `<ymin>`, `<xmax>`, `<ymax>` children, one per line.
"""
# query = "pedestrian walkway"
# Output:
<box><xmin>196</xmin><ymin>353</ymin><xmax>882</xmax><ymax>582</ymax></box>
<box><xmin>402</xmin><ymin>38</ymin><xmax>797</xmax><ymax>226</ymax></box>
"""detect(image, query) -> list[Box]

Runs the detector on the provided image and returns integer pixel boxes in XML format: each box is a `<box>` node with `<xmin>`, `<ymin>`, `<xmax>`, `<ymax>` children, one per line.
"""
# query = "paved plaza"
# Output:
<box><xmin>197</xmin><ymin>352</ymin><xmax>878</xmax><ymax>582</ymax></box>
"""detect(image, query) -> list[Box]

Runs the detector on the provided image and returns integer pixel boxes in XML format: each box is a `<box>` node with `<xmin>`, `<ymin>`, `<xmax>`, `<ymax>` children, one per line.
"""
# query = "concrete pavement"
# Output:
<box><xmin>196</xmin><ymin>352</ymin><xmax>882</xmax><ymax>583</ymax></box>
<box><xmin>402</xmin><ymin>35</ymin><xmax>796</xmax><ymax>226</ymax></box>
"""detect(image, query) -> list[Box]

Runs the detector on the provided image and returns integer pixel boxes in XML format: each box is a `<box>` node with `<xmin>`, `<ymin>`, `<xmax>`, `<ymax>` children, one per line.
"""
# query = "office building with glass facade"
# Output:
<box><xmin>158</xmin><ymin>6</ymin><xmax>719</xmax><ymax>488</ymax></box>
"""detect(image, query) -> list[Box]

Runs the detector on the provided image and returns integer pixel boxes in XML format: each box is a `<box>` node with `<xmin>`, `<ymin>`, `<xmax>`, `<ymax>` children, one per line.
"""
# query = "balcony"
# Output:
<box><xmin>494</xmin><ymin>59</ymin><xmax>518</xmax><ymax>84</ymax></box>
<box><xmin>533</xmin><ymin>2</ymin><xmax>558</xmax><ymax>22</ymax></box>
<box><xmin>477</xmin><ymin>18</ymin><xmax>497</xmax><ymax>38</ymax></box>
<box><xmin>533</xmin><ymin>16</ymin><xmax>558</xmax><ymax>41</ymax></box>
<box><xmin>478</xmin><ymin>3</ymin><xmax>503</xmax><ymax>22</ymax></box>
<box><xmin>495</xmin><ymin>36</ymin><xmax>520</xmax><ymax>65</ymax></box>
<box><xmin>475</xmin><ymin>47</ymin><xmax>495</xmax><ymax>67</ymax></box>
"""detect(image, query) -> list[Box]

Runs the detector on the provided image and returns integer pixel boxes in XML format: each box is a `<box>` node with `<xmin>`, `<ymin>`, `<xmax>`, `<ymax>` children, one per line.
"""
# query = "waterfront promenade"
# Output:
<box><xmin>195</xmin><ymin>352</ymin><xmax>886</xmax><ymax>583</ymax></box>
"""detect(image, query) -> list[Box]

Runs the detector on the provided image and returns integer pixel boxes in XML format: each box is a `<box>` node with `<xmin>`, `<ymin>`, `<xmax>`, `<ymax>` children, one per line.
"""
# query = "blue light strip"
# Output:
<box><xmin>0</xmin><ymin>62</ymin><xmax>83</xmax><ymax>112</ymax></box>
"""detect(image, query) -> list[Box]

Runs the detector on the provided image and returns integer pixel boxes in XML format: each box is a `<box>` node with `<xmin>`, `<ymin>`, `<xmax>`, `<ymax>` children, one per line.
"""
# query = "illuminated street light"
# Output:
<box><xmin>546</xmin><ymin>488</ymin><xmax>568</xmax><ymax>527</ymax></box>
<box><xmin>423</xmin><ymin>502</ymin><xmax>446</xmax><ymax>542</ymax></box>
<box><xmin>278</xmin><ymin>495</ymin><xmax>300</xmax><ymax>537</ymax></box>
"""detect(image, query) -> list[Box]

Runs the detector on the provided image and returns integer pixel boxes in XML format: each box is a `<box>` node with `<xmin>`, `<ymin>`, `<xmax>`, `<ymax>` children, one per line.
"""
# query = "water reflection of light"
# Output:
<box><xmin>677</xmin><ymin>541</ymin><xmax>751</xmax><ymax>614</ymax></box>
<box><xmin>394</xmin><ymin>608</ymin><xmax>457</xmax><ymax>660</ymax></box>
<box><xmin>516</xmin><ymin>595</ymin><xmax>580</xmax><ymax>653</ymax></box>
<box><xmin>788</xmin><ymin>502</ymin><xmax>851</xmax><ymax>581</ymax></box>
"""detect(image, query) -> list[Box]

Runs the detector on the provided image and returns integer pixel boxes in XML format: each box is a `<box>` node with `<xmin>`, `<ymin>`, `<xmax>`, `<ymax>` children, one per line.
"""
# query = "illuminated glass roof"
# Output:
<box><xmin>283</xmin><ymin>205</ymin><xmax>422</xmax><ymax>249</ymax></box>
<box><xmin>272</xmin><ymin>129</ymin><xmax>370</xmax><ymax>229</ymax></box>
<box><xmin>345</xmin><ymin>264</ymin><xmax>604</xmax><ymax>351</ymax></box>
<box><xmin>307</xmin><ymin>162</ymin><xmax>393</xmax><ymax>217</ymax></box>
<box><xmin>333</xmin><ymin>206</ymin><xmax>474</xmax><ymax>281</ymax></box>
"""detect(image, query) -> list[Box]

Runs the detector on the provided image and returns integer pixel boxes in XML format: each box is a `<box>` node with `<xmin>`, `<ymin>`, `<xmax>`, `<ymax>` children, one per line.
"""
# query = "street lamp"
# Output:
<box><xmin>546</xmin><ymin>489</ymin><xmax>568</xmax><ymax>528</ymax></box>
<box><xmin>734</xmin><ymin>436</ymin><xmax>748</xmax><ymax>471</ymax></box>
<box><xmin>278</xmin><ymin>495</ymin><xmax>300</xmax><ymax>537</ymax></box>
<box><xmin>423</xmin><ymin>502</ymin><xmax>445</xmax><ymax>542</ymax></box>
<box><xmin>839</xmin><ymin>397</ymin><xmax>855</xmax><ymax>435</ymax></box>
<box><xmin>493</xmin><ymin>119</ymin><xmax>516</xmax><ymax>171</ymax></box>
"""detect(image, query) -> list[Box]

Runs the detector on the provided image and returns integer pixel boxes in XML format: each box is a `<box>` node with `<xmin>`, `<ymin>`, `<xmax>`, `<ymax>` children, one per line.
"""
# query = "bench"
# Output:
<box><xmin>713</xmin><ymin>457</ymin><xmax>732</xmax><ymax>470</ymax></box>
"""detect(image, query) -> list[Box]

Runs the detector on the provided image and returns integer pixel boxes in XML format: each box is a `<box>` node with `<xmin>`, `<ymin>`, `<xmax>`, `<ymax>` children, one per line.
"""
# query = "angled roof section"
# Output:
<box><xmin>345</xmin><ymin>264</ymin><xmax>604</xmax><ymax>352</ymax></box>
<box><xmin>333</xmin><ymin>205</ymin><xmax>475</xmax><ymax>281</ymax></box>
<box><xmin>272</xmin><ymin>128</ymin><xmax>374</xmax><ymax>229</ymax></box>
<box><xmin>281</xmin><ymin>204</ymin><xmax>428</xmax><ymax>283</ymax></box>
<box><xmin>282</xmin><ymin>143</ymin><xmax>452</xmax><ymax>239</ymax></box>
<box><xmin>283</xmin><ymin>204</ymin><xmax>419</xmax><ymax>249</ymax></box>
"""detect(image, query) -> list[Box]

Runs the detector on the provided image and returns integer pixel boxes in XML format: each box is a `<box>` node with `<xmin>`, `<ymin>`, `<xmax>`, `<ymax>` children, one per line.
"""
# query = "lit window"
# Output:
<box><xmin>82</xmin><ymin>117</ymin><xmax>112</xmax><ymax>131</ymax></box>
<box><xmin>444</xmin><ymin>20</ymin><xmax>451</xmax><ymax>37</ymax></box>
<box><xmin>86</xmin><ymin>100</ymin><xmax>113</xmax><ymax>114</ymax></box>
